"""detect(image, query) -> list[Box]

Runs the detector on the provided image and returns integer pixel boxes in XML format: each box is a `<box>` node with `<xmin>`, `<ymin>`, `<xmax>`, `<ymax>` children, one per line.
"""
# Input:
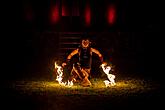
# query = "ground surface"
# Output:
<box><xmin>2</xmin><ymin>75</ymin><xmax>163</xmax><ymax>110</ymax></box>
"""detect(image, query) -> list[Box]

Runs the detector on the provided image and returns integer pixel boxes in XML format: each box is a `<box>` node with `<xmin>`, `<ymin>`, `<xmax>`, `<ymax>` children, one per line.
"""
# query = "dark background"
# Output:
<box><xmin>2</xmin><ymin>0</ymin><xmax>163</xmax><ymax>82</ymax></box>
<box><xmin>1</xmin><ymin>1</ymin><xmax>164</xmax><ymax>110</ymax></box>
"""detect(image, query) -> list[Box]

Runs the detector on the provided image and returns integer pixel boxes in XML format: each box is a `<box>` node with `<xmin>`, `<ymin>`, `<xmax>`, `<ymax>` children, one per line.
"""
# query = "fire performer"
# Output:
<box><xmin>62</xmin><ymin>38</ymin><xmax>103</xmax><ymax>87</ymax></box>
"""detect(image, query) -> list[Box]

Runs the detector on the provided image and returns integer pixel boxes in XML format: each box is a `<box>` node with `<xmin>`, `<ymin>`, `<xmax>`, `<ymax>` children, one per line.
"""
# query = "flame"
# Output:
<box><xmin>54</xmin><ymin>61</ymin><xmax>115</xmax><ymax>87</ymax></box>
<box><xmin>55</xmin><ymin>62</ymin><xmax>73</xmax><ymax>87</ymax></box>
<box><xmin>101</xmin><ymin>63</ymin><xmax>116</xmax><ymax>87</ymax></box>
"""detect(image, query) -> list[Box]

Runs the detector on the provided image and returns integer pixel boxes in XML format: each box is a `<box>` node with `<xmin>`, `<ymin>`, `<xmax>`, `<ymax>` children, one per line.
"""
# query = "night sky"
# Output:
<box><xmin>2</xmin><ymin>0</ymin><xmax>162</xmax><ymax>82</ymax></box>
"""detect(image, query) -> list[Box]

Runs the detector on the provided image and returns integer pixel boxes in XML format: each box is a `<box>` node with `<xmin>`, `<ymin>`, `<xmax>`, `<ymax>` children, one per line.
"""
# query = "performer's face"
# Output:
<box><xmin>81</xmin><ymin>39</ymin><xmax>90</xmax><ymax>48</ymax></box>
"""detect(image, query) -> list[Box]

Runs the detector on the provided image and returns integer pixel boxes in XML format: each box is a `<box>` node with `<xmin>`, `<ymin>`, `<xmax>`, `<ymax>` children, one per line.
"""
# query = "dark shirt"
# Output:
<box><xmin>79</xmin><ymin>47</ymin><xmax>92</xmax><ymax>69</ymax></box>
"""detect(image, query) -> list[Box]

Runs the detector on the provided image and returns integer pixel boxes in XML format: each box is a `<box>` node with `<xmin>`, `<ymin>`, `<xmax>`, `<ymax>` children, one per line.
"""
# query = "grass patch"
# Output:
<box><xmin>9</xmin><ymin>77</ymin><xmax>159</xmax><ymax>96</ymax></box>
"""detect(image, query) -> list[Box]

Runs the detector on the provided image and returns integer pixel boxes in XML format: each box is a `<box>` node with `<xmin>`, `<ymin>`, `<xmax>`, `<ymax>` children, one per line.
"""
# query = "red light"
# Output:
<box><xmin>85</xmin><ymin>4</ymin><xmax>91</xmax><ymax>26</ymax></box>
<box><xmin>51</xmin><ymin>4</ymin><xmax>59</xmax><ymax>24</ymax></box>
<box><xmin>62</xmin><ymin>5</ymin><xmax>67</xmax><ymax>16</ymax></box>
<box><xmin>107</xmin><ymin>5</ymin><xmax>116</xmax><ymax>25</ymax></box>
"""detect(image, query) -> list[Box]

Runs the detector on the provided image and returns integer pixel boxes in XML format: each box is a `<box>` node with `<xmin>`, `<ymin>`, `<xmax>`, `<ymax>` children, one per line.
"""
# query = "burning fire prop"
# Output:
<box><xmin>100</xmin><ymin>63</ymin><xmax>116</xmax><ymax>87</ymax></box>
<box><xmin>54</xmin><ymin>62</ymin><xmax>116</xmax><ymax>87</ymax></box>
<box><xmin>55</xmin><ymin>62</ymin><xmax>73</xmax><ymax>87</ymax></box>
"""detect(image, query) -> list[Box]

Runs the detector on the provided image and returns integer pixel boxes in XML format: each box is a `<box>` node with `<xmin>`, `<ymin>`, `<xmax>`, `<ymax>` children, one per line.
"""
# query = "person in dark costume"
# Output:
<box><xmin>62</xmin><ymin>38</ymin><xmax>103</xmax><ymax>87</ymax></box>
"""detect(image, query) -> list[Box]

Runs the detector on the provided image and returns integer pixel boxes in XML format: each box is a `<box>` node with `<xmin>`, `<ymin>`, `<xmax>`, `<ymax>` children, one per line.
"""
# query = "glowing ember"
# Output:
<box><xmin>55</xmin><ymin>62</ymin><xmax>73</xmax><ymax>87</ymax></box>
<box><xmin>101</xmin><ymin>63</ymin><xmax>116</xmax><ymax>87</ymax></box>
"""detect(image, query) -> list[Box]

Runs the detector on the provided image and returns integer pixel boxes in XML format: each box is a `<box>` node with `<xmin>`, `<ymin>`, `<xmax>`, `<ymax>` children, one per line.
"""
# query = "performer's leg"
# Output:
<box><xmin>69</xmin><ymin>63</ymin><xmax>84</xmax><ymax>82</ymax></box>
<box><xmin>69</xmin><ymin>63</ymin><xmax>91</xmax><ymax>87</ymax></box>
<box><xmin>68</xmin><ymin>68</ymin><xmax>78</xmax><ymax>82</ymax></box>
<box><xmin>81</xmin><ymin>68</ymin><xmax>91</xmax><ymax>87</ymax></box>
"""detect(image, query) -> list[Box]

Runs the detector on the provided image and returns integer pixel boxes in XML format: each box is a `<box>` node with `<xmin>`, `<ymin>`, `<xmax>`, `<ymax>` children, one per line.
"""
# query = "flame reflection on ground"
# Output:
<box><xmin>9</xmin><ymin>78</ymin><xmax>159</xmax><ymax>95</ymax></box>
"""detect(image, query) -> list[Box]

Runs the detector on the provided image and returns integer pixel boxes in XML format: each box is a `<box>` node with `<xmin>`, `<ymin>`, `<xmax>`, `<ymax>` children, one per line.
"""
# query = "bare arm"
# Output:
<box><xmin>62</xmin><ymin>49</ymin><xmax>79</xmax><ymax>67</ymax></box>
<box><xmin>67</xmin><ymin>49</ymin><xmax>79</xmax><ymax>60</ymax></box>
<box><xmin>91</xmin><ymin>48</ymin><xmax>103</xmax><ymax>62</ymax></box>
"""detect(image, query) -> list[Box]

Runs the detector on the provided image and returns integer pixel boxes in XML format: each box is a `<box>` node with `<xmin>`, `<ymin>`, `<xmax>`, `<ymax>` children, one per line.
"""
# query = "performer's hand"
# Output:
<box><xmin>62</xmin><ymin>62</ymin><xmax>67</xmax><ymax>67</ymax></box>
<box><xmin>102</xmin><ymin>62</ymin><xmax>107</xmax><ymax>66</ymax></box>
<box><xmin>62</xmin><ymin>59</ymin><xmax>70</xmax><ymax>67</ymax></box>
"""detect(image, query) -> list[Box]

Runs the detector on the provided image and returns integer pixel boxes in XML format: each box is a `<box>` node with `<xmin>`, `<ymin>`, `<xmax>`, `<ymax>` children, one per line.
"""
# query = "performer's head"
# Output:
<box><xmin>81</xmin><ymin>38</ymin><xmax>90</xmax><ymax>48</ymax></box>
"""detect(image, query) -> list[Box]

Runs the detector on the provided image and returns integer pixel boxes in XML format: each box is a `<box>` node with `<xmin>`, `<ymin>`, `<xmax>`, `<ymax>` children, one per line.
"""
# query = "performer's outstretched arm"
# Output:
<box><xmin>62</xmin><ymin>49</ymin><xmax>79</xmax><ymax>67</ymax></box>
<box><xmin>67</xmin><ymin>49</ymin><xmax>79</xmax><ymax>60</ymax></box>
<box><xmin>91</xmin><ymin>48</ymin><xmax>103</xmax><ymax>62</ymax></box>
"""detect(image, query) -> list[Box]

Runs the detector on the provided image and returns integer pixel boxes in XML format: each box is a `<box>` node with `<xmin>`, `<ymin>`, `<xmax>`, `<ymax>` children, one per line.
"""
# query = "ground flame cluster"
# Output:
<box><xmin>55</xmin><ymin>62</ymin><xmax>116</xmax><ymax>87</ymax></box>
<box><xmin>55</xmin><ymin>62</ymin><xmax>73</xmax><ymax>87</ymax></box>
<box><xmin>101</xmin><ymin>63</ymin><xmax>116</xmax><ymax>87</ymax></box>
